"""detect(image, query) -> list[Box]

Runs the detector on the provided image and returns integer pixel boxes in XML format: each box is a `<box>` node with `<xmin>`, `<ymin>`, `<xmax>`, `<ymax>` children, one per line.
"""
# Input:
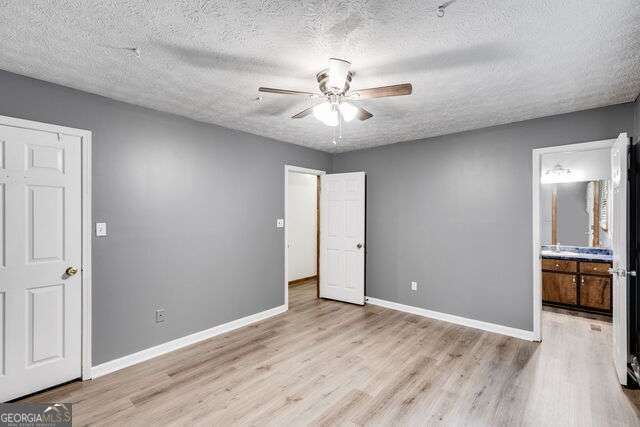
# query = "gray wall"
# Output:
<box><xmin>333</xmin><ymin>104</ymin><xmax>634</xmax><ymax>331</ymax></box>
<box><xmin>0</xmin><ymin>67</ymin><xmax>635</xmax><ymax>363</ymax></box>
<box><xmin>0</xmin><ymin>70</ymin><xmax>331</xmax><ymax>364</ymax></box>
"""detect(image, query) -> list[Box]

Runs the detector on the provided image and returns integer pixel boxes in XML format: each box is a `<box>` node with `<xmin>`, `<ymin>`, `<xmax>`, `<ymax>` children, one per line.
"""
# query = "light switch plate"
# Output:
<box><xmin>96</xmin><ymin>222</ymin><xmax>107</xmax><ymax>237</ymax></box>
<box><xmin>411</xmin><ymin>281</ymin><xmax>418</xmax><ymax>291</ymax></box>
<box><xmin>276</xmin><ymin>218</ymin><xmax>284</xmax><ymax>228</ymax></box>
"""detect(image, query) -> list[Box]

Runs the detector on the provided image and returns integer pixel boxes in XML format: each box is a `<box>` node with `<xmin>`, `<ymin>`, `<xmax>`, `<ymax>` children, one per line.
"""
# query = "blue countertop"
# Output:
<box><xmin>541</xmin><ymin>245</ymin><xmax>613</xmax><ymax>262</ymax></box>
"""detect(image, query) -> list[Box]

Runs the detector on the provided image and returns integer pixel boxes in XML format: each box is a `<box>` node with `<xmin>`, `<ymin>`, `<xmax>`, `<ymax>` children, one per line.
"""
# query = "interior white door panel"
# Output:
<box><xmin>611</xmin><ymin>132</ymin><xmax>629</xmax><ymax>386</ymax></box>
<box><xmin>320</xmin><ymin>172</ymin><xmax>365</xmax><ymax>305</ymax></box>
<box><xmin>0</xmin><ymin>124</ymin><xmax>82</xmax><ymax>402</ymax></box>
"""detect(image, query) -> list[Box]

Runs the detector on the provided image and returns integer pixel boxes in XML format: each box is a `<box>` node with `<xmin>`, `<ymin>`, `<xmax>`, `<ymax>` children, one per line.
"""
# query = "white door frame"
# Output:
<box><xmin>284</xmin><ymin>165</ymin><xmax>326</xmax><ymax>309</ymax></box>
<box><xmin>532</xmin><ymin>138</ymin><xmax>615</xmax><ymax>341</ymax></box>
<box><xmin>0</xmin><ymin>114</ymin><xmax>93</xmax><ymax>381</ymax></box>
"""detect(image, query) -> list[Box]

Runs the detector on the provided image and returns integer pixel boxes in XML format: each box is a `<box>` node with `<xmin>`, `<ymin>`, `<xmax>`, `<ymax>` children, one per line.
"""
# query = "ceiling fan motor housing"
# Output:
<box><xmin>316</xmin><ymin>69</ymin><xmax>353</xmax><ymax>95</ymax></box>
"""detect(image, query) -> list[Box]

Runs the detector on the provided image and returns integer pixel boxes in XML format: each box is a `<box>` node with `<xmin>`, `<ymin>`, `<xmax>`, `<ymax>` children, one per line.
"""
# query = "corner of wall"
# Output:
<box><xmin>329</xmin><ymin>151</ymin><xmax>337</xmax><ymax>174</ymax></box>
<box><xmin>634</xmin><ymin>93</ymin><xmax>640</xmax><ymax>143</ymax></box>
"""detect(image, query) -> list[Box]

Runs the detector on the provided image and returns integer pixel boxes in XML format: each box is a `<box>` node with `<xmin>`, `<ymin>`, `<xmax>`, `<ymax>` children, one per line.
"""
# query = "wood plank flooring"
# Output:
<box><xmin>21</xmin><ymin>281</ymin><xmax>640</xmax><ymax>425</ymax></box>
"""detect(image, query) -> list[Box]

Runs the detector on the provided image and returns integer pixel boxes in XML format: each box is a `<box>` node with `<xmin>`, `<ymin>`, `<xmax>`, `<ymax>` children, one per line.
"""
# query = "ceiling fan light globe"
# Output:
<box><xmin>313</xmin><ymin>102</ymin><xmax>339</xmax><ymax>126</ymax></box>
<box><xmin>339</xmin><ymin>102</ymin><xmax>358</xmax><ymax>122</ymax></box>
<box><xmin>323</xmin><ymin>110</ymin><xmax>339</xmax><ymax>127</ymax></box>
<box><xmin>313</xmin><ymin>102</ymin><xmax>331</xmax><ymax>121</ymax></box>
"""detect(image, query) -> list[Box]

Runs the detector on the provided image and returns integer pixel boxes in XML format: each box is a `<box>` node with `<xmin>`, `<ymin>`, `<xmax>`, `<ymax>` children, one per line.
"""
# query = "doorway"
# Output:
<box><xmin>284</xmin><ymin>166</ymin><xmax>325</xmax><ymax>308</ymax></box>
<box><xmin>284</xmin><ymin>166</ymin><xmax>367</xmax><ymax>309</ymax></box>
<box><xmin>532</xmin><ymin>134</ymin><xmax>630</xmax><ymax>385</ymax></box>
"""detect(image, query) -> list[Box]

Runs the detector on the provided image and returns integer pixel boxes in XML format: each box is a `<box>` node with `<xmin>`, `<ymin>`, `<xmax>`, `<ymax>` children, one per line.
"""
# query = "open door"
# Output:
<box><xmin>319</xmin><ymin>172</ymin><xmax>365</xmax><ymax>305</ymax></box>
<box><xmin>611</xmin><ymin>132</ymin><xmax>630</xmax><ymax>385</ymax></box>
<box><xmin>629</xmin><ymin>140</ymin><xmax>640</xmax><ymax>384</ymax></box>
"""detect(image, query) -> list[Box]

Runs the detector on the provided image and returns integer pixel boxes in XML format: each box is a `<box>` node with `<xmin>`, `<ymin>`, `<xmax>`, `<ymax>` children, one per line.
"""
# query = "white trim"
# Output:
<box><xmin>91</xmin><ymin>304</ymin><xmax>287</xmax><ymax>378</ymax></box>
<box><xmin>284</xmin><ymin>165</ymin><xmax>326</xmax><ymax>309</ymax></box>
<box><xmin>0</xmin><ymin>115</ymin><xmax>92</xmax><ymax>139</ymax></box>
<box><xmin>532</xmin><ymin>148</ymin><xmax>542</xmax><ymax>342</ymax></box>
<box><xmin>531</xmin><ymin>138</ymin><xmax>616</xmax><ymax>342</ymax></box>
<box><xmin>366</xmin><ymin>297</ymin><xmax>535</xmax><ymax>341</ymax></box>
<box><xmin>0</xmin><ymin>115</ymin><xmax>93</xmax><ymax>381</ymax></box>
<box><xmin>81</xmin><ymin>130</ymin><xmax>93</xmax><ymax>380</ymax></box>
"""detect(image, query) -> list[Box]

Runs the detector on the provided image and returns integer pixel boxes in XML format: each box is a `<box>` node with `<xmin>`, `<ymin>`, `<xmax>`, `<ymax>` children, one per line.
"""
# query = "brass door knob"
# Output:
<box><xmin>65</xmin><ymin>266</ymin><xmax>79</xmax><ymax>277</ymax></box>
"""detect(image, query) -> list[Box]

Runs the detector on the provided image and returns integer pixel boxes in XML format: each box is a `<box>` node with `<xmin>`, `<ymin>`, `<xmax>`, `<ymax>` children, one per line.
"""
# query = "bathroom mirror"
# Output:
<box><xmin>541</xmin><ymin>179</ymin><xmax>610</xmax><ymax>248</ymax></box>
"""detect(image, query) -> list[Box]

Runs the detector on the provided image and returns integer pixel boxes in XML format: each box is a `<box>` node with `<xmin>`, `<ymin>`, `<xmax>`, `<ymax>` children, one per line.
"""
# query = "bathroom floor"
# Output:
<box><xmin>543</xmin><ymin>304</ymin><xmax>612</xmax><ymax>323</ymax></box>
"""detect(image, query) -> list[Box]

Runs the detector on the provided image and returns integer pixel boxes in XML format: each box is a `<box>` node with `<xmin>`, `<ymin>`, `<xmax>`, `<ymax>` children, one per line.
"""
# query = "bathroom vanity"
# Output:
<box><xmin>541</xmin><ymin>246</ymin><xmax>612</xmax><ymax>314</ymax></box>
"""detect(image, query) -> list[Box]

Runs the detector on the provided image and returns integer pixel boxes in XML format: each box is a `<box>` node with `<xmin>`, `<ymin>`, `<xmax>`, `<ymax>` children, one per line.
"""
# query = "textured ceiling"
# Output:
<box><xmin>0</xmin><ymin>1</ymin><xmax>639</xmax><ymax>153</ymax></box>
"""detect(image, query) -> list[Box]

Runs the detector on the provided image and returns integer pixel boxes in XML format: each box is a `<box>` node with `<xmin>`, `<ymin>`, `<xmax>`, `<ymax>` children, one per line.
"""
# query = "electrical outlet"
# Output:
<box><xmin>155</xmin><ymin>309</ymin><xmax>166</xmax><ymax>323</ymax></box>
<box><xmin>276</xmin><ymin>218</ymin><xmax>284</xmax><ymax>228</ymax></box>
<box><xmin>411</xmin><ymin>281</ymin><xmax>418</xmax><ymax>291</ymax></box>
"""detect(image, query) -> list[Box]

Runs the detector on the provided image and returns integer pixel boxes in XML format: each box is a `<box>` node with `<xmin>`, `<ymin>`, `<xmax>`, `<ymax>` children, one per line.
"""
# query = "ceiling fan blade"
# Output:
<box><xmin>356</xmin><ymin>107</ymin><xmax>373</xmax><ymax>121</ymax></box>
<box><xmin>291</xmin><ymin>106</ymin><xmax>314</xmax><ymax>119</ymax></box>
<box><xmin>350</xmin><ymin>83</ymin><xmax>412</xmax><ymax>99</ymax></box>
<box><xmin>259</xmin><ymin>87</ymin><xmax>316</xmax><ymax>96</ymax></box>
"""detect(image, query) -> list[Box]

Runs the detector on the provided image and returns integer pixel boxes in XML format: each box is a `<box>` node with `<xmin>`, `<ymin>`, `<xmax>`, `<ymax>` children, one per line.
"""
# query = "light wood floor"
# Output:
<box><xmin>22</xmin><ymin>281</ymin><xmax>640</xmax><ymax>426</ymax></box>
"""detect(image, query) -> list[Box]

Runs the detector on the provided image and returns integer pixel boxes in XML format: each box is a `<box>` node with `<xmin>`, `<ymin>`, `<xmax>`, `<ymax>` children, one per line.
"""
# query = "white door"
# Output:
<box><xmin>611</xmin><ymin>132</ymin><xmax>629</xmax><ymax>386</ymax></box>
<box><xmin>320</xmin><ymin>172</ymin><xmax>365</xmax><ymax>305</ymax></box>
<box><xmin>0</xmin><ymin>123</ymin><xmax>82</xmax><ymax>401</ymax></box>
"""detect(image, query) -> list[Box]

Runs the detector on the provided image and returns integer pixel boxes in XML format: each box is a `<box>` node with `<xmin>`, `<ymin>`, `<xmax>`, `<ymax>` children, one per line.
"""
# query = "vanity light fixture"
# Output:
<box><xmin>541</xmin><ymin>163</ymin><xmax>577</xmax><ymax>184</ymax></box>
<box><xmin>545</xmin><ymin>163</ymin><xmax>572</xmax><ymax>178</ymax></box>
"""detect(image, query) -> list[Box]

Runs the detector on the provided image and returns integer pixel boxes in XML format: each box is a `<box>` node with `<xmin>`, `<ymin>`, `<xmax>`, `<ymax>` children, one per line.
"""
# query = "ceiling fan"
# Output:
<box><xmin>258</xmin><ymin>58</ymin><xmax>412</xmax><ymax>139</ymax></box>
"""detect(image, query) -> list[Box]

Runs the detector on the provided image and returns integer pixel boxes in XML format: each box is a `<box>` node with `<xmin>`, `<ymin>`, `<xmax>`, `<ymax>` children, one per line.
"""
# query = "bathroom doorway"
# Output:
<box><xmin>532</xmin><ymin>134</ymin><xmax>631</xmax><ymax>385</ymax></box>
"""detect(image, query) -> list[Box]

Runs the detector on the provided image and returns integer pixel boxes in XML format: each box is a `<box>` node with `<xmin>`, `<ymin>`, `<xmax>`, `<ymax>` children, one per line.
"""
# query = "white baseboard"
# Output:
<box><xmin>365</xmin><ymin>297</ymin><xmax>534</xmax><ymax>341</ymax></box>
<box><xmin>91</xmin><ymin>304</ymin><xmax>287</xmax><ymax>379</ymax></box>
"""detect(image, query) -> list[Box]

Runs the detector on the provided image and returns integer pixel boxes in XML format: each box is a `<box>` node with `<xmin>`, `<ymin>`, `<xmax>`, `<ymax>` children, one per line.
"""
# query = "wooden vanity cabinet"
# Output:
<box><xmin>542</xmin><ymin>259</ymin><xmax>577</xmax><ymax>274</ymax></box>
<box><xmin>542</xmin><ymin>257</ymin><xmax>612</xmax><ymax>314</ymax></box>
<box><xmin>542</xmin><ymin>272</ymin><xmax>577</xmax><ymax>305</ymax></box>
<box><xmin>580</xmin><ymin>262</ymin><xmax>611</xmax><ymax>275</ymax></box>
<box><xmin>579</xmin><ymin>275</ymin><xmax>611</xmax><ymax>311</ymax></box>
